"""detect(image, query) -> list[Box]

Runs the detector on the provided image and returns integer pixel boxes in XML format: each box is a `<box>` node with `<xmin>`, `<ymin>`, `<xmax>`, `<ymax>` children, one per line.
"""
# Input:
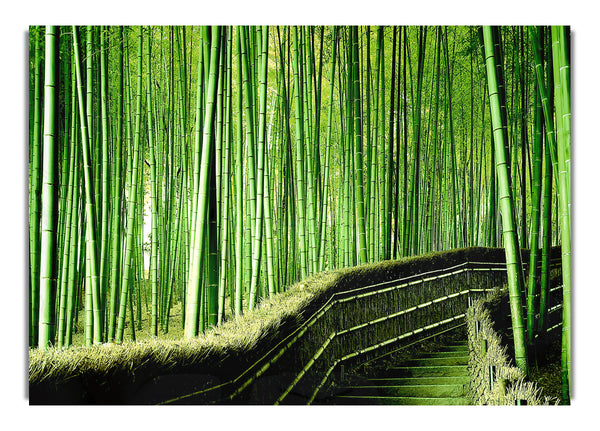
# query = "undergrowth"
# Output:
<box><xmin>466</xmin><ymin>288</ymin><xmax>560</xmax><ymax>405</ymax></box>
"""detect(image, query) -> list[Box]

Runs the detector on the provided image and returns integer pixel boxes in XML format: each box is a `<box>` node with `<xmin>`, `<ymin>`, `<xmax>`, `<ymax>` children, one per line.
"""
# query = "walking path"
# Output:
<box><xmin>326</xmin><ymin>340</ymin><xmax>470</xmax><ymax>405</ymax></box>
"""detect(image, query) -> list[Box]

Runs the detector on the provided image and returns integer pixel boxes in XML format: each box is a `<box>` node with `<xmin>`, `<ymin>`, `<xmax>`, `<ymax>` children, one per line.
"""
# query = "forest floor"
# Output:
<box><xmin>70</xmin><ymin>300</ymin><xmax>186</xmax><ymax>345</ymax></box>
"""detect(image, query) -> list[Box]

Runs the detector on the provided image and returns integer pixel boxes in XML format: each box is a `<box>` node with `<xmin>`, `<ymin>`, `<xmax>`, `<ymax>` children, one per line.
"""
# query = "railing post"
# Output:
<box><xmin>466</xmin><ymin>263</ymin><xmax>470</xmax><ymax>289</ymax></box>
<box><xmin>489</xmin><ymin>365</ymin><xmax>496</xmax><ymax>390</ymax></box>
<box><xmin>481</xmin><ymin>339</ymin><xmax>487</xmax><ymax>355</ymax></box>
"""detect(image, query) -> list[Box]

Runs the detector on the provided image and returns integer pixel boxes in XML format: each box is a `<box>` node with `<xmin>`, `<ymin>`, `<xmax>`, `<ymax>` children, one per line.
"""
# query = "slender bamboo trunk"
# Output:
<box><xmin>72</xmin><ymin>26</ymin><xmax>104</xmax><ymax>345</ymax></box>
<box><xmin>483</xmin><ymin>25</ymin><xmax>528</xmax><ymax>374</ymax></box>
<box><xmin>115</xmin><ymin>28</ymin><xmax>143</xmax><ymax>343</ymax></box>
<box><xmin>29</xmin><ymin>28</ymin><xmax>43</xmax><ymax>347</ymax></box>
<box><xmin>350</xmin><ymin>26</ymin><xmax>368</xmax><ymax>264</ymax></box>
<box><xmin>551</xmin><ymin>25</ymin><xmax>571</xmax><ymax>404</ymax></box>
<box><xmin>526</xmin><ymin>87</ymin><xmax>544</xmax><ymax>347</ymax></box>
<box><xmin>291</xmin><ymin>26</ymin><xmax>309</xmax><ymax>278</ymax></box>
<box><xmin>107</xmin><ymin>27</ymin><xmax>124</xmax><ymax>343</ymax></box>
<box><xmin>184</xmin><ymin>26</ymin><xmax>221</xmax><ymax>338</ymax></box>
<box><xmin>234</xmin><ymin>29</ymin><xmax>245</xmax><ymax>316</ymax></box>
<box><xmin>38</xmin><ymin>26</ymin><xmax>58</xmax><ymax>350</ymax></box>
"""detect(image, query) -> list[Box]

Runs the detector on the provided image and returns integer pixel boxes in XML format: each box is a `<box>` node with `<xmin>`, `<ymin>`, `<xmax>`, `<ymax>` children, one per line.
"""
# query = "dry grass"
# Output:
<box><xmin>29</xmin><ymin>270</ymin><xmax>340</xmax><ymax>385</ymax></box>
<box><xmin>466</xmin><ymin>288</ymin><xmax>560</xmax><ymax>405</ymax></box>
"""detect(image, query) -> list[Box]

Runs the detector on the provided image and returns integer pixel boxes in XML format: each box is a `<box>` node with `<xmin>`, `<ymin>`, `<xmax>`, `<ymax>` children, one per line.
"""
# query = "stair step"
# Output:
<box><xmin>388</xmin><ymin>365</ymin><xmax>468</xmax><ymax>378</ymax></box>
<box><xmin>334</xmin><ymin>395</ymin><xmax>470</xmax><ymax>405</ymax></box>
<box><xmin>400</xmin><ymin>356</ymin><xmax>469</xmax><ymax>367</ymax></box>
<box><xmin>342</xmin><ymin>384</ymin><xmax>466</xmax><ymax>398</ymax></box>
<box><xmin>421</xmin><ymin>351</ymin><xmax>470</xmax><ymax>358</ymax></box>
<box><xmin>324</xmin><ymin>339</ymin><xmax>472</xmax><ymax>405</ymax></box>
<box><xmin>439</xmin><ymin>345</ymin><xmax>469</xmax><ymax>352</ymax></box>
<box><xmin>447</xmin><ymin>340</ymin><xmax>468</xmax><ymax>345</ymax></box>
<box><xmin>384</xmin><ymin>384</ymin><xmax>466</xmax><ymax>398</ymax></box>
<box><xmin>365</xmin><ymin>376</ymin><xmax>470</xmax><ymax>386</ymax></box>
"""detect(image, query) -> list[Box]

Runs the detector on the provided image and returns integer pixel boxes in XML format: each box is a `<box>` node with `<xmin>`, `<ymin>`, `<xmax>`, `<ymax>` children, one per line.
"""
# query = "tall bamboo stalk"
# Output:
<box><xmin>483</xmin><ymin>25</ymin><xmax>528</xmax><ymax>374</ymax></box>
<box><xmin>38</xmin><ymin>26</ymin><xmax>58</xmax><ymax>350</ymax></box>
<box><xmin>184</xmin><ymin>26</ymin><xmax>221</xmax><ymax>338</ymax></box>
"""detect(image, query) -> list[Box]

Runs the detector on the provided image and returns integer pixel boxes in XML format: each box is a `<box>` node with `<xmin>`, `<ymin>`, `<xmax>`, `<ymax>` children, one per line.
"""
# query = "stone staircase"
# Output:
<box><xmin>326</xmin><ymin>341</ymin><xmax>471</xmax><ymax>405</ymax></box>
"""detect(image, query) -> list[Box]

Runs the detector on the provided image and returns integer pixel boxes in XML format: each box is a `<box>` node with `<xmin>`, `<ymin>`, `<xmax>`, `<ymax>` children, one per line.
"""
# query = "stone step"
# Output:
<box><xmin>325</xmin><ymin>339</ymin><xmax>472</xmax><ymax>405</ymax></box>
<box><xmin>342</xmin><ymin>383</ymin><xmax>466</xmax><ymax>398</ymax></box>
<box><xmin>421</xmin><ymin>350</ymin><xmax>470</xmax><ymax>358</ymax></box>
<box><xmin>365</xmin><ymin>375</ymin><xmax>470</xmax><ymax>386</ymax></box>
<box><xmin>400</xmin><ymin>356</ymin><xmax>469</xmax><ymax>367</ymax></box>
<box><xmin>333</xmin><ymin>395</ymin><xmax>470</xmax><ymax>405</ymax></box>
<box><xmin>440</xmin><ymin>345</ymin><xmax>469</xmax><ymax>352</ymax></box>
<box><xmin>386</xmin><ymin>383</ymin><xmax>466</xmax><ymax>398</ymax></box>
<box><xmin>387</xmin><ymin>365</ymin><xmax>469</xmax><ymax>378</ymax></box>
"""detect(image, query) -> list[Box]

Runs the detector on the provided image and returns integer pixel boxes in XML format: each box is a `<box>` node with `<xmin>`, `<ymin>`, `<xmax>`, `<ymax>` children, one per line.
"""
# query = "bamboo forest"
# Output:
<box><xmin>28</xmin><ymin>25</ymin><xmax>572</xmax><ymax>407</ymax></box>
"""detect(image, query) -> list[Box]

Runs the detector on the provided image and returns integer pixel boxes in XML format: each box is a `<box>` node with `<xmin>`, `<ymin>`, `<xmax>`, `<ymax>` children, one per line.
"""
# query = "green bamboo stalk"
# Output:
<box><xmin>529</xmin><ymin>27</ymin><xmax>559</xmax><ymax>186</ymax></box>
<box><xmin>145</xmin><ymin>26</ymin><xmax>160</xmax><ymax>338</ymax></box>
<box><xmin>342</xmin><ymin>36</ymin><xmax>352</xmax><ymax>267</ymax></box>
<box><xmin>64</xmin><ymin>144</ymin><xmax>80</xmax><ymax>347</ymax></box>
<box><xmin>551</xmin><ymin>25</ymin><xmax>571</xmax><ymax>404</ymax></box>
<box><xmin>318</xmin><ymin>27</ymin><xmax>338</xmax><ymax>271</ymax></box>
<box><xmin>376</xmin><ymin>26</ymin><xmax>385</xmax><ymax>260</ymax></box>
<box><xmin>72</xmin><ymin>26</ymin><xmax>104</xmax><ymax>345</ymax></box>
<box><xmin>234</xmin><ymin>29</ymin><xmax>245</xmax><ymax>317</ymax></box>
<box><xmin>483</xmin><ymin>25</ymin><xmax>528</xmax><ymax>374</ymax></box>
<box><xmin>56</xmin><ymin>71</ymin><xmax>77</xmax><ymax>348</ymax></box>
<box><xmin>38</xmin><ymin>26</ymin><xmax>58</xmax><ymax>350</ymax></box>
<box><xmin>207</xmin><ymin>140</ymin><xmax>219</xmax><ymax>328</ymax></box>
<box><xmin>400</xmin><ymin>27</ymin><xmax>409</xmax><ymax>257</ymax></box>
<box><xmin>263</xmin><ymin>146</ymin><xmax>276</xmax><ymax>298</ymax></box>
<box><xmin>115</xmin><ymin>27</ymin><xmax>143</xmax><ymax>343</ymax></box>
<box><xmin>444</xmin><ymin>28</ymin><xmax>460</xmax><ymax>250</ymax></box>
<box><xmin>29</xmin><ymin>28</ymin><xmax>43</xmax><ymax>347</ymax></box>
<box><xmin>107</xmin><ymin>26</ymin><xmax>124</xmax><ymax>343</ymax></box>
<box><xmin>351</xmin><ymin>26</ymin><xmax>368</xmax><ymax>265</ymax></box>
<box><xmin>301</xmin><ymin>27</ymin><xmax>318</xmax><ymax>274</ymax></box>
<box><xmin>384</xmin><ymin>26</ymin><xmax>396</xmax><ymax>260</ymax></box>
<box><xmin>426</xmin><ymin>27</ymin><xmax>442</xmax><ymax>252</ymax></box>
<box><xmin>239</xmin><ymin>26</ymin><xmax>258</xmax><ymax>250</ymax></box>
<box><xmin>519</xmin><ymin>27</ymin><xmax>528</xmax><ymax>248</ymax></box>
<box><xmin>259</xmin><ymin>28</ymin><xmax>276</xmax><ymax>299</ymax></box>
<box><xmin>188</xmin><ymin>29</ymin><xmax>206</xmax><ymax>288</ymax></box>
<box><xmin>537</xmin><ymin>111</ymin><xmax>553</xmax><ymax>336</ymax></box>
<box><xmin>526</xmin><ymin>87</ymin><xmax>544</xmax><ymax>346</ymax></box>
<box><xmin>291</xmin><ymin>26</ymin><xmax>308</xmax><ymax>278</ymax></box>
<box><xmin>408</xmin><ymin>26</ymin><xmax>427</xmax><ymax>256</ymax></box>
<box><xmin>184</xmin><ymin>26</ymin><xmax>221</xmax><ymax>338</ymax></box>
<box><xmin>99</xmin><ymin>26</ymin><xmax>110</xmax><ymax>315</ymax></box>
<box><xmin>218</xmin><ymin>27</ymin><xmax>233</xmax><ymax>324</ymax></box>
<box><xmin>63</xmin><ymin>65</ymin><xmax>81</xmax><ymax>347</ymax></box>
<box><xmin>365</xmin><ymin>26</ymin><xmax>377</xmax><ymax>262</ymax></box>
<box><xmin>248</xmin><ymin>26</ymin><xmax>268</xmax><ymax>310</ymax></box>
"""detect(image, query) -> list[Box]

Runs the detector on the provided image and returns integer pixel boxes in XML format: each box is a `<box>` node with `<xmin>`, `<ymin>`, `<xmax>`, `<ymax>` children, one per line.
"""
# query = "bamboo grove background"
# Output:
<box><xmin>28</xmin><ymin>25</ymin><xmax>571</xmax><ymax>396</ymax></box>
